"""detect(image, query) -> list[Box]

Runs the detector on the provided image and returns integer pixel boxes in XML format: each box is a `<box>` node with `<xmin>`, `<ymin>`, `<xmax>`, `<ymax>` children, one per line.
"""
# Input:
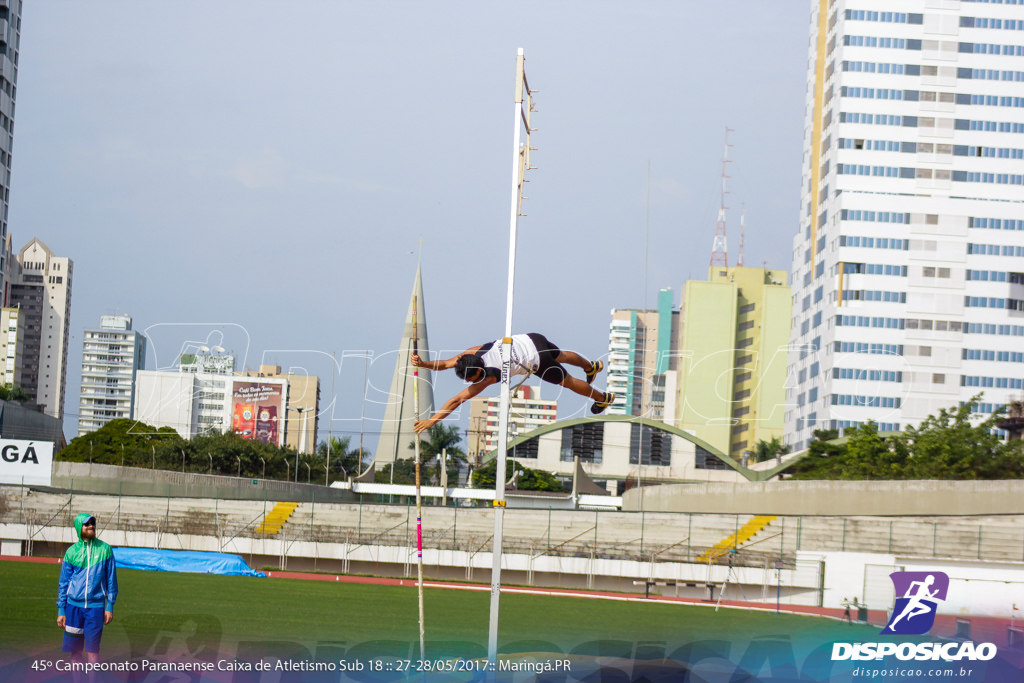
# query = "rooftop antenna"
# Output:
<box><xmin>737</xmin><ymin>203</ymin><xmax>746</xmax><ymax>267</ymax></box>
<box><xmin>710</xmin><ymin>127</ymin><xmax>733</xmax><ymax>267</ymax></box>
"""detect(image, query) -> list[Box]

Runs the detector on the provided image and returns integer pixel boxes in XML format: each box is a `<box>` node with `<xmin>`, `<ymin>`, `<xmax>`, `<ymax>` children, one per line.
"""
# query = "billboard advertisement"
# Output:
<box><xmin>0</xmin><ymin>438</ymin><xmax>54</xmax><ymax>486</ymax></box>
<box><xmin>230</xmin><ymin>379</ymin><xmax>285</xmax><ymax>447</ymax></box>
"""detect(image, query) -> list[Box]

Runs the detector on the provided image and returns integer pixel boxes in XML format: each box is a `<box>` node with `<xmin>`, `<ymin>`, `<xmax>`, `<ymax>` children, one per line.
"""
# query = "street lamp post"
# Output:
<box><xmin>287</xmin><ymin>406</ymin><xmax>312</xmax><ymax>483</ymax></box>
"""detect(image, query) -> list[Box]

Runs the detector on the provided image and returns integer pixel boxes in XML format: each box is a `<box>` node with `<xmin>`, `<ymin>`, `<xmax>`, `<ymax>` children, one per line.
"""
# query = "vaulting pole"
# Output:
<box><xmin>412</xmin><ymin>295</ymin><xmax>426</xmax><ymax>660</ymax></box>
<box><xmin>488</xmin><ymin>46</ymin><xmax>531</xmax><ymax>669</ymax></box>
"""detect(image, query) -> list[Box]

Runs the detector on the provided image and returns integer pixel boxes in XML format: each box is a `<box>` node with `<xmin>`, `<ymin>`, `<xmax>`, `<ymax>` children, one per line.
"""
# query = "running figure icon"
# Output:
<box><xmin>888</xmin><ymin>575</ymin><xmax>939</xmax><ymax>629</ymax></box>
<box><xmin>881</xmin><ymin>571</ymin><xmax>949</xmax><ymax>635</ymax></box>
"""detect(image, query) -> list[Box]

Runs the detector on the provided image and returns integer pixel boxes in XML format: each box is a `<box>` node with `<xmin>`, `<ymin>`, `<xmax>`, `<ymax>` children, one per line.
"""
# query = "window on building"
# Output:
<box><xmin>629</xmin><ymin>424</ymin><xmax>671</xmax><ymax>466</ymax></box>
<box><xmin>508</xmin><ymin>436</ymin><xmax>539</xmax><ymax>459</ymax></box>
<box><xmin>560</xmin><ymin>422</ymin><xmax>604</xmax><ymax>463</ymax></box>
<box><xmin>695</xmin><ymin>445</ymin><xmax>730</xmax><ymax>470</ymax></box>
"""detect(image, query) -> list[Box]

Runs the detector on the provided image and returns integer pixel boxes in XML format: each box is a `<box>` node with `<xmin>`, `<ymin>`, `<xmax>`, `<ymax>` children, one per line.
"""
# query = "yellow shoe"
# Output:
<box><xmin>591</xmin><ymin>392</ymin><xmax>614</xmax><ymax>414</ymax></box>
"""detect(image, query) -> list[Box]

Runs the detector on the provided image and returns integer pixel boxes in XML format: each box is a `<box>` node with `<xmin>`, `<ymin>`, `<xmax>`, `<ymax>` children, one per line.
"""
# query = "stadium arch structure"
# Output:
<box><xmin>478</xmin><ymin>415</ymin><xmax>792</xmax><ymax>493</ymax></box>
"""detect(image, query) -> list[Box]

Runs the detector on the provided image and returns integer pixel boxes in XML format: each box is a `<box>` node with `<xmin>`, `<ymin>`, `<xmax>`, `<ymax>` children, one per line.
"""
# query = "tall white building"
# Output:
<box><xmin>4</xmin><ymin>238</ymin><xmax>73</xmax><ymax>419</ymax></box>
<box><xmin>0</xmin><ymin>2</ymin><xmax>23</xmax><ymax>296</ymax></box>
<box><xmin>78</xmin><ymin>315</ymin><xmax>146</xmax><ymax>435</ymax></box>
<box><xmin>467</xmin><ymin>385</ymin><xmax>557</xmax><ymax>463</ymax></box>
<box><xmin>787</xmin><ymin>0</ymin><xmax>1024</xmax><ymax>451</ymax></box>
<box><xmin>607</xmin><ymin>289</ymin><xmax>679</xmax><ymax>420</ymax></box>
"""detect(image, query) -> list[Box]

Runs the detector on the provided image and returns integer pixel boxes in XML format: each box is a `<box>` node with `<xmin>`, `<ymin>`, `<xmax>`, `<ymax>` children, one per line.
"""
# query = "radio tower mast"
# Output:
<box><xmin>709</xmin><ymin>127</ymin><xmax>733</xmax><ymax>267</ymax></box>
<box><xmin>737</xmin><ymin>203</ymin><xmax>746</xmax><ymax>267</ymax></box>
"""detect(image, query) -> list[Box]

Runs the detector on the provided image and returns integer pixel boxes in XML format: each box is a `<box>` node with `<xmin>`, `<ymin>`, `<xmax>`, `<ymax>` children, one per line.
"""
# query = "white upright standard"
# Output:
<box><xmin>487</xmin><ymin>46</ymin><xmax>536</xmax><ymax>667</ymax></box>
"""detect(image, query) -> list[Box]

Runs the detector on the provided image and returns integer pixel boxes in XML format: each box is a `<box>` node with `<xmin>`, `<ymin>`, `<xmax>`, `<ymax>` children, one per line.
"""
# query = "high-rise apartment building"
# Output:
<box><xmin>78</xmin><ymin>315</ymin><xmax>147</xmax><ymax>435</ymax></box>
<box><xmin>607</xmin><ymin>288</ymin><xmax>679</xmax><ymax>420</ymax></box>
<box><xmin>0</xmin><ymin>2</ymin><xmax>22</xmax><ymax>296</ymax></box>
<box><xmin>3</xmin><ymin>238</ymin><xmax>73</xmax><ymax>419</ymax></box>
<box><xmin>467</xmin><ymin>385</ymin><xmax>557</xmax><ymax>463</ymax></box>
<box><xmin>0</xmin><ymin>306</ymin><xmax>23</xmax><ymax>386</ymax></box>
<box><xmin>787</xmin><ymin>0</ymin><xmax>1024</xmax><ymax>451</ymax></box>
<box><xmin>674</xmin><ymin>266</ymin><xmax>790</xmax><ymax>457</ymax></box>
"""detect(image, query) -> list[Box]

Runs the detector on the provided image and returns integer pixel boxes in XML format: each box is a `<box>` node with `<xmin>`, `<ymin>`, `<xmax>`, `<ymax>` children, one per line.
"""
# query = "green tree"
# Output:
<box><xmin>471</xmin><ymin>459</ymin><xmax>567</xmax><ymax>493</ymax></box>
<box><xmin>58</xmin><ymin>419</ymin><xmax>183</xmax><ymax>466</ymax></box>
<box><xmin>0</xmin><ymin>383</ymin><xmax>30</xmax><ymax>403</ymax></box>
<box><xmin>751</xmin><ymin>436</ymin><xmax>791</xmax><ymax>463</ymax></box>
<box><xmin>408</xmin><ymin>424</ymin><xmax>466</xmax><ymax>485</ymax></box>
<box><xmin>786</xmin><ymin>395</ymin><xmax>1024</xmax><ymax>480</ymax></box>
<box><xmin>61</xmin><ymin>421</ymin><xmax>310</xmax><ymax>481</ymax></box>
<box><xmin>840</xmin><ymin>422</ymin><xmax>908</xmax><ymax>479</ymax></box>
<box><xmin>895</xmin><ymin>395</ymin><xmax>1011</xmax><ymax>480</ymax></box>
<box><xmin>317</xmin><ymin>436</ymin><xmax>370</xmax><ymax>483</ymax></box>
<box><xmin>375</xmin><ymin>458</ymin><xmax>419</xmax><ymax>485</ymax></box>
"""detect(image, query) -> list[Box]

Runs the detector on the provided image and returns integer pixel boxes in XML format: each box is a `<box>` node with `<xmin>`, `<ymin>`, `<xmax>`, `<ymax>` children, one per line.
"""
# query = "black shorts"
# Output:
<box><xmin>527</xmin><ymin>333</ymin><xmax>566</xmax><ymax>385</ymax></box>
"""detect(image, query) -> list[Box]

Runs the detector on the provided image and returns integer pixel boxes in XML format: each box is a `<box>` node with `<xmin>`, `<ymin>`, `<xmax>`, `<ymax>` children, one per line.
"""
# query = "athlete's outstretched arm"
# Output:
<box><xmin>411</xmin><ymin>346</ymin><xmax>484</xmax><ymax>372</ymax></box>
<box><xmin>414</xmin><ymin>376</ymin><xmax>497</xmax><ymax>433</ymax></box>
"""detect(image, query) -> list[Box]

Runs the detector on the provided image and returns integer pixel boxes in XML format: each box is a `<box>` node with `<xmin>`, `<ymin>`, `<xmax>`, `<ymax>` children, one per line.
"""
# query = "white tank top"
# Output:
<box><xmin>479</xmin><ymin>334</ymin><xmax>540</xmax><ymax>377</ymax></box>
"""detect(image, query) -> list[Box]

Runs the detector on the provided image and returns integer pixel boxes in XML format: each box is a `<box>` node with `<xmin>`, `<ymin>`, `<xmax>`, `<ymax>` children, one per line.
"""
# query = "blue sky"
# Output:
<box><xmin>10</xmin><ymin>1</ymin><xmax>809</xmax><ymax>448</ymax></box>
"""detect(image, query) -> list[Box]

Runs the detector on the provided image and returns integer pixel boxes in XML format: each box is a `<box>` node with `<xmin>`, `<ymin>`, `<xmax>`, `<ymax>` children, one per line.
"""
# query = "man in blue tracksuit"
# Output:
<box><xmin>57</xmin><ymin>513</ymin><xmax>118</xmax><ymax>661</ymax></box>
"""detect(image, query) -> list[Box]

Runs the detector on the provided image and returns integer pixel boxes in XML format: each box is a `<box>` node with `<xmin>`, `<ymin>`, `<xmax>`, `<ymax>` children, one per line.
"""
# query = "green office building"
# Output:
<box><xmin>674</xmin><ymin>266</ymin><xmax>790</xmax><ymax>458</ymax></box>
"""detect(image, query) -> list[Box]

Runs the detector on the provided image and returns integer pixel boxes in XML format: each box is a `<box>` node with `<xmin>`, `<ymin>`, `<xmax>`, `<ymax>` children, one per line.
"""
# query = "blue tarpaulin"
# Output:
<box><xmin>113</xmin><ymin>547</ymin><xmax>266</xmax><ymax>577</ymax></box>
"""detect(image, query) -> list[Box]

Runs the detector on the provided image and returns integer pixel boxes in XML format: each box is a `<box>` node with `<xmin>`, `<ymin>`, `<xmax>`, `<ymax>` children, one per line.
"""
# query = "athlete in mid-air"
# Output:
<box><xmin>412</xmin><ymin>333</ymin><xmax>613</xmax><ymax>433</ymax></box>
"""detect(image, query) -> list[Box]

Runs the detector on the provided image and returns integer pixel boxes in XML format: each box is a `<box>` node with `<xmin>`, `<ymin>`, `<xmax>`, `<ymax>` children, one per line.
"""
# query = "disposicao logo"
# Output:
<box><xmin>831</xmin><ymin>570</ymin><xmax>998</xmax><ymax>662</ymax></box>
<box><xmin>881</xmin><ymin>571</ymin><xmax>948</xmax><ymax>635</ymax></box>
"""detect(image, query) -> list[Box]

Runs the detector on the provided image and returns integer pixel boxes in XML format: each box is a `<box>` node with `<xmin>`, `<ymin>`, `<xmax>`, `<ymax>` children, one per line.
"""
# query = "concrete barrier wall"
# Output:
<box><xmin>624</xmin><ymin>480</ymin><xmax>1024</xmax><ymax>516</ymax></box>
<box><xmin>48</xmin><ymin>461</ymin><xmax>355</xmax><ymax>503</ymax></box>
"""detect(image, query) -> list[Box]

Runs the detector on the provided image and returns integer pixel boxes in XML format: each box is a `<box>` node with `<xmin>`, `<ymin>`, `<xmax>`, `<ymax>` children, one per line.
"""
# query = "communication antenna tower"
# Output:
<box><xmin>738</xmin><ymin>203</ymin><xmax>746</xmax><ymax>267</ymax></box>
<box><xmin>710</xmin><ymin>127</ymin><xmax>733</xmax><ymax>267</ymax></box>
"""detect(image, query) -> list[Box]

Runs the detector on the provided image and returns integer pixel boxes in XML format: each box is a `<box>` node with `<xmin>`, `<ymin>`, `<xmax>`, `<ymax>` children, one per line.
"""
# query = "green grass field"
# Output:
<box><xmin>2</xmin><ymin>560</ymin><xmax>874</xmax><ymax>661</ymax></box>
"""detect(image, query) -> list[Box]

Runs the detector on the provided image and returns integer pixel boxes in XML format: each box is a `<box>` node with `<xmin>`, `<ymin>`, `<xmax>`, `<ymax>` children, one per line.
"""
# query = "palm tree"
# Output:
<box><xmin>409</xmin><ymin>424</ymin><xmax>466</xmax><ymax>485</ymax></box>
<box><xmin>0</xmin><ymin>383</ymin><xmax>29</xmax><ymax>403</ymax></box>
<box><xmin>752</xmin><ymin>436</ymin><xmax>791</xmax><ymax>463</ymax></box>
<box><xmin>316</xmin><ymin>436</ymin><xmax>369</xmax><ymax>483</ymax></box>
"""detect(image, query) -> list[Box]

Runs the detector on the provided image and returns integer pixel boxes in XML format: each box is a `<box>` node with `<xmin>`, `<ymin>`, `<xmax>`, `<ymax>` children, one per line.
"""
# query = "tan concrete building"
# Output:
<box><xmin>674</xmin><ymin>266</ymin><xmax>790</xmax><ymax>459</ymax></box>
<box><xmin>467</xmin><ymin>384</ymin><xmax>557</xmax><ymax>466</ymax></box>
<box><xmin>3</xmin><ymin>238</ymin><xmax>73</xmax><ymax>420</ymax></box>
<box><xmin>239</xmin><ymin>365</ymin><xmax>320</xmax><ymax>454</ymax></box>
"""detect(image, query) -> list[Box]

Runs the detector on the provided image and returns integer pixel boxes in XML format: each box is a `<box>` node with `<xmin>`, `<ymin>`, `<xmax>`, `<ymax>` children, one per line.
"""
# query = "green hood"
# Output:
<box><xmin>73</xmin><ymin>512</ymin><xmax>96</xmax><ymax>541</ymax></box>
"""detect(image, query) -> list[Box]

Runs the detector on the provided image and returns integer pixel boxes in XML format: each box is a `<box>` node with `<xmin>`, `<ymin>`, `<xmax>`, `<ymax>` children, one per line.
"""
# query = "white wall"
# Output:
<box><xmin>133</xmin><ymin>370</ymin><xmax>195</xmax><ymax>437</ymax></box>
<box><xmin>800</xmin><ymin>550</ymin><xmax>1024</xmax><ymax>619</ymax></box>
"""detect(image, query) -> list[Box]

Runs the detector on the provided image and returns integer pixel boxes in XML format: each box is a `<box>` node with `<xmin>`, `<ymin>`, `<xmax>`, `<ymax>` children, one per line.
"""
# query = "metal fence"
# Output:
<box><xmin>4</xmin><ymin>485</ymin><xmax>1024</xmax><ymax>568</ymax></box>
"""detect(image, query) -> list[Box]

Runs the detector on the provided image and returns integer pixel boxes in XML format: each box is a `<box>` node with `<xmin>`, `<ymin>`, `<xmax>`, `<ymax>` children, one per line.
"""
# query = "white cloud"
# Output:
<box><xmin>229</xmin><ymin>147</ymin><xmax>286</xmax><ymax>189</ymax></box>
